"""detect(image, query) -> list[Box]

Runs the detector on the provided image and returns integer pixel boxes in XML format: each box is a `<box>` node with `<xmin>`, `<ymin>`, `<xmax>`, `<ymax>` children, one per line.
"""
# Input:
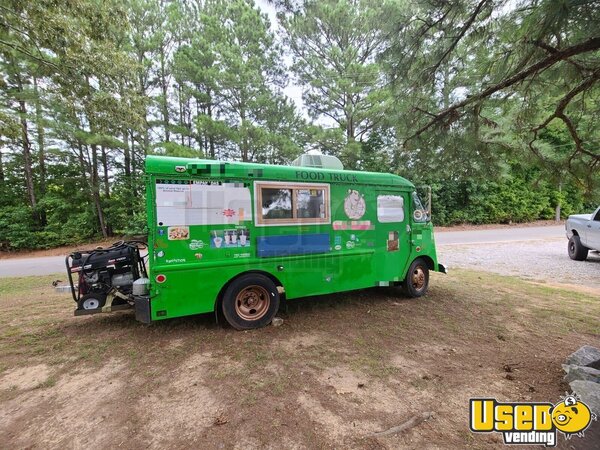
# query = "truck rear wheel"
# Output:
<box><xmin>568</xmin><ymin>235</ymin><xmax>589</xmax><ymax>261</ymax></box>
<box><xmin>221</xmin><ymin>274</ymin><xmax>280</xmax><ymax>330</ymax></box>
<box><xmin>403</xmin><ymin>259</ymin><xmax>429</xmax><ymax>298</ymax></box>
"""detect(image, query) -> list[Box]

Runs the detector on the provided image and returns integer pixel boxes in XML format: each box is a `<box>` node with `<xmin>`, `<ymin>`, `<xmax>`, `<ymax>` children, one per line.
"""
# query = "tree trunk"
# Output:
<box><xmin>345</xmin><ymin>93</ymin><xmax>354</xmax><ymax>140</ymax></box>
<box><xmin>177</xmin><ymin>84</ymin><xmax>184</xmax><ymax>146</ymax></box>
<box><xmin>101</xmin><ymin>145</ymin><xmax>110</xmax><ymax>199</ymax></box>
<box><xmin>186</xmin><ymin>95</ymin><xmax>192</xmax><ymax>148</ymax></box>
<box><xmin>137</xmin><ymin>53</ymin><xmax>150</xmax><ymax>153</ymax></box>
<box><xmin>0</xmin><ymin>149</ymin><xmax>4</xmax><ymax>182</ymax></box>
<box><xmin>90</xmin><ymin>142</ymin><xmax>109</xmax><ymax>238</ymax></box>
<box><xmin>76</xmin><ymin>143</ymin><xmax>88</xmax><ymax>190</ymax></box>
<box><xmin>76</xmin><ymin>142</ymin><xmax>107</xmax><ymax>237</ymax></box>
<box><xmin>207</xmin><ymin>92</ymin><xmax>215</xmax><ymax>158</ymax></box>
<box><xmin>240</xmin><ymin>106</ymin><xmax>248</xmax><ymax>162</ymax></box>
<box><xmin>123</xmin><ymin>131</ymin><xmax>133</xmax><ymax>216</ymax></box>
<box><xmin>555</xmin><ymin>181</ymin><xmax>562</xmax><ymax>221</ymax></box>
<box><xmin>159</xmin><ymin>45</ymin><xmax>170</xmax><ymax>143</ymax></box>
<box><xmin>33</xmin><ymin>76</ymin><xmax>46</xmax><ymax>197</ymax></box>
<box><xmin>130</xmin><ymin>130</ymin><xmax>138</xmax><ymax>197</ymax></box>
<box><xmin>15</xmin><ymin>72</ymin><xmax>37</xmax><ymax>209</ymax></box>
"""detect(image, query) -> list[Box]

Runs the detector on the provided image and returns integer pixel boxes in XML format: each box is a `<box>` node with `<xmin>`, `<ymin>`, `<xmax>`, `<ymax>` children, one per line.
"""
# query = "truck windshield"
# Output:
<box><xmin>412</xmin><ymin>192</ymin><xmax>429</xmax><ymax>223</ymax></box>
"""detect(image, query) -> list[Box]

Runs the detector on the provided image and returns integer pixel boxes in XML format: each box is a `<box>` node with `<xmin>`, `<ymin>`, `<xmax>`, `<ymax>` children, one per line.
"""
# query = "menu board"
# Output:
<box><xmin>156</xmin><ymin>182</ymin><xmax>252</xmax><ymax>226</ymax></box>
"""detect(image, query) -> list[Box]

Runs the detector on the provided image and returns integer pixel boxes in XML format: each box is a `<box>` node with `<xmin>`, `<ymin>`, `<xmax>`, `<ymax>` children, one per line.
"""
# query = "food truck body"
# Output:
<box><xmin>132</xmin><ymin>155</ymin><xmax>445</xmax><ymax>329</ymax></box>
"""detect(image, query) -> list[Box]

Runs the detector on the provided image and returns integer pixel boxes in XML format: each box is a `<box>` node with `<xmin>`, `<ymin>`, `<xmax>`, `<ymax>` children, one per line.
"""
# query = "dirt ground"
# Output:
<box><xmin>0</xmin><ymin>270</ymin><xmax>599</xmax><ymax>449</ymax></box>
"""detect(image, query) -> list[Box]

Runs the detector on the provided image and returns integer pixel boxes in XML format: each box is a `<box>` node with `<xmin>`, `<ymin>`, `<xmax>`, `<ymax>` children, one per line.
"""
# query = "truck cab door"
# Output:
<box><xmin>375</xmin><ymin>192</ymin><xmax>411</xmax><ymax>282</ymax></box>
<box><xmin>409</xmin><ymin>190</ymin><xmax>436</xmax><ymax>257</ymax></box>
<box><xmin>586</xmin><ymin>208</ymin><xmax>600</xmax><ymax>249</ymax></box>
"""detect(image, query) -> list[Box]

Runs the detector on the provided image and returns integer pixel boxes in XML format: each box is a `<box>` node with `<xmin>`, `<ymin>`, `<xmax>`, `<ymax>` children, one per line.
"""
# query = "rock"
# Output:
<box><xmin>563</xmin><ymin>364</ymin><xmax>600</xmax><ymax>383</ymax></box>
<box><xmin>565</xmin><ymin>345</ymin><xmax>600</xmax><ymax>368</ymax></box>
<box><xmin>271</xmin><ymin>317</ymin><xmax>284</xmax><ymax>327</ymax></box>
<box><xmin>569</xmin><ymin>380</ymin><xmax>600</xmax><ymax>414</ymax></box>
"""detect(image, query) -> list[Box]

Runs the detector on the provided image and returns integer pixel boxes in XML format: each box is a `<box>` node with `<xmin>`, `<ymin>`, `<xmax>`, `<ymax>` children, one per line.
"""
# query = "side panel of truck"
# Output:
<box><xmin>146</xmin><ymin>175</ymin><xmax>436</xmax><ymax>321</ymax></box>
<box><xmin>587</xmin><ymin>209</ymin><xmax>600</xmax><ymax>249</ymax></box>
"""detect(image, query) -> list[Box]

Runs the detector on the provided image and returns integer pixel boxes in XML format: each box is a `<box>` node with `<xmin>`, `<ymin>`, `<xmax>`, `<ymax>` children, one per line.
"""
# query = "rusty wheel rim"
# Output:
<box><xmin>235</xmin><ymin>285</ymin><xmax>270</xmax><ymax>321</ymax></box>
<box><xmin>412</xmin><ymin>266</ymin><xmax>426</xmax><ymax>291</ymax></box>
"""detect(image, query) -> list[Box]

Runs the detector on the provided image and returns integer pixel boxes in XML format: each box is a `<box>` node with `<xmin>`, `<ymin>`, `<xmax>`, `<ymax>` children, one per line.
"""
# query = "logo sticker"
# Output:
<box><xmin>343</xmin><ymin>190</ymin><xmax>366</xmax><ymax>220</ymax></box>
<box><xmin>189</xmin><ymin>240</ymin><xmax>205</xmax><ymax>250</ymax></box>
<box><xmin>165</xmin><ymin>258</ymin><xmax>186</xmax><ymax>264</ymax></box>
<box><xmin>470</xmin><ymin>394</ymin><xmax>597</xmax><ymax>446</ymax></box>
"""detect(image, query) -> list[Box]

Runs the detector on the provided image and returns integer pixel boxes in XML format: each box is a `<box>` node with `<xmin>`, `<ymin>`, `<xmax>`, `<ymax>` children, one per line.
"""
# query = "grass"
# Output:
<box><xmin>0</xmin><ymin>269</ymin><xmax>599</xmax><ymax>448</ymax></box>
<box><xmin>4</xmin><ymin>269</ymin><xmax>597</xmax><ymax>367</ymax></box>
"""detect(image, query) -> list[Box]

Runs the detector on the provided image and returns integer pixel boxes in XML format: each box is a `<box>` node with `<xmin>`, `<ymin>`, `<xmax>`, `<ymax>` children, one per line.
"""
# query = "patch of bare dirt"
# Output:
<box><xmin>297</xmin><ymin>392</ymin><xmax>381</xmax><ymax>441</ymax></box>
<box><xmin>0</xmin><ymin>271</ymin><xmax>598</xmax><ymax>448</ymax></box>
<box><xmin>273</xmin><ymin>331</ymin><xmax>330</xmax><ymax>353</ymax></box>
<box><xmin>137</xmin><ymin>352</ymin><xmax>220</xmax><ymax>448</ymax></box>
<box><xmin>0</xmin><ymin>364</ymin><xmax>50</xmax><ymax>391</ymax></box>
<box><xmin>0</xmin><ymin>358</ymin><xmax>128</xmax><ymax>449</ymax></box>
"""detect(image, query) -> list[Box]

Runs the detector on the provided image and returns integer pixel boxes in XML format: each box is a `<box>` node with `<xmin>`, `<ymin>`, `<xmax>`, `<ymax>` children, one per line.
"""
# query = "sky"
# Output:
<box><xmin>255</xmin><ymin>0</ymin><xmax>308</xmax><ymax>117</ymax></box>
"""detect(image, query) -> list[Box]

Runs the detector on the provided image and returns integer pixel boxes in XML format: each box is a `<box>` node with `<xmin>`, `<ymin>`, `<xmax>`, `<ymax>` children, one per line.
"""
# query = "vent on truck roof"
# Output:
<box><xmin>291</xmin><ymin>153</ymin><xmax>344</xmax><ymax>170</ymax></box>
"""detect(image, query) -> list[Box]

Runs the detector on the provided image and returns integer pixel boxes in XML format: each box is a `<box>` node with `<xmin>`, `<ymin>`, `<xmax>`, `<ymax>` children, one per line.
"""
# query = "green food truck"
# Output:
<box><xmin>66</xmin><ymin>155</ymin><xmax>445</xmax><ymax>330</ymax></box>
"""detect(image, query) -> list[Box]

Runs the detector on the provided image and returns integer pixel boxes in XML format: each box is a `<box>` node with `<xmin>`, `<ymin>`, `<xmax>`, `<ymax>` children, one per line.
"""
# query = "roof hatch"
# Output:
<box><xmin>290</xmin><ymin>152</ymin><xmax>344</xmax><ymax>170</ymax></box>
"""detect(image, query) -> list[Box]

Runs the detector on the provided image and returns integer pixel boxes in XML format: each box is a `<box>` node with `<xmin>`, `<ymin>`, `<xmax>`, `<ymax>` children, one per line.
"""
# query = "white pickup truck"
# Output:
<box><xmin>566</xmin><ymin>206</ymin><xmax>600</xmax><ymax>260</ymax></box>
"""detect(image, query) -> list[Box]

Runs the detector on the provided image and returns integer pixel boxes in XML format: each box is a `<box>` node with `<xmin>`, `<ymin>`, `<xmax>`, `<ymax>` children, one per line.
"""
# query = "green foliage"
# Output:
<box><xmin>0</xmin><ymin>0</ymin><xmax>598</xmax><ymax>250</ymax></box>
<box><xmin>153</xmin><ymin>142</ymin><xmax>203</xmax><ymax>158</ymax></box>
<box><xmin>280</xmin><ymin>0</ymin><xmax>391</xmax><ymax>144</ymax></box>
<box><xmin>0</xmin><ymin>205</ymin><xmax>81</xmax><ymax>250</ymax></box>
<box><xmin>427</xmin><ymin>176</ymin><xmax>586</xmax><ymax>226</ymax></box>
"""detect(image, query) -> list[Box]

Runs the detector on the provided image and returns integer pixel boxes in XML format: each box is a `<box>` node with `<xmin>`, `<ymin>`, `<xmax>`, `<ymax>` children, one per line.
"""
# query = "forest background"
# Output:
<box><xmin>1</xmin><ymin>0</ymin><xmax>598</xmax><ymax>249</ymax></box>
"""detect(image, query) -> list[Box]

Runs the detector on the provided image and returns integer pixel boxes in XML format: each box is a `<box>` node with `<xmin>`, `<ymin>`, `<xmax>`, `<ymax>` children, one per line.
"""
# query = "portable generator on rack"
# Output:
<box><xmin>65</xmin><ymin>240</ymin><xmax>150</xmax><ymax>316</ymax></box>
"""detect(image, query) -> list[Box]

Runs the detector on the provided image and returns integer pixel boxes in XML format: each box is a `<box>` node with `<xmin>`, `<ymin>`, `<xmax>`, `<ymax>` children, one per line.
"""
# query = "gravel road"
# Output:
<box><xmin>438</xmin><ymin>237</ymin><xmax>600</xmax><ymax>289</ymax></box>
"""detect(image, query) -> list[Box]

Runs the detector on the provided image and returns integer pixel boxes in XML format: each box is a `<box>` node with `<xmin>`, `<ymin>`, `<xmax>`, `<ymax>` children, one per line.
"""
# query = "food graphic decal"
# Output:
<box><xmin>344</xmin><ymin>190</ymin><xmax>366</xmax><ymax>220</ymax></box>
<box><xmin>168</xmin><ymin>226</ymin><xmax>189</xmax><ymax>240</ymax></box>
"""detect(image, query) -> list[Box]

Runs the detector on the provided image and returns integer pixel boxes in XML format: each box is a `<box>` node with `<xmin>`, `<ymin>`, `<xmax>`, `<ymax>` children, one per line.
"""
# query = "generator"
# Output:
<box><xmin>65</xmin><ymin>240</ymin><xmax>149</xmax><ymax>315</ymax></box>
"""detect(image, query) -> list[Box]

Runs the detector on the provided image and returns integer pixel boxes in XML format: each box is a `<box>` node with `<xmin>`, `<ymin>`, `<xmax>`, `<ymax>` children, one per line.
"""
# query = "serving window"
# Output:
<box><xmin>255</xmin><ymin>182</ymin><xmax>330</xmax><ymax>225</ymax></box>
<box><xmin>377</xmin><ymin>195</ymin><xmax>405</xmax><ymax>223</ymax></box>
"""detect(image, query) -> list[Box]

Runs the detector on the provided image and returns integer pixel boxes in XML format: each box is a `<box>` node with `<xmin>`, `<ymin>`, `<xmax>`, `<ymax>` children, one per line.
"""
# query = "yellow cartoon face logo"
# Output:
<box><xmin>551</xmin><ymin>396</ymin><xmax>592</xmax><ymax>436</ymax></box>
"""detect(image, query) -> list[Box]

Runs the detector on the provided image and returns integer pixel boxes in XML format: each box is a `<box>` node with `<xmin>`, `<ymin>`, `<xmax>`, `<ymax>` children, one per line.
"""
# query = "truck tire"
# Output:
<box><xmin>568</xmin><ymin>235</ymin><xmax>589</xmax><ymax>261</ymax></box>
<box><xmin>221</xmin><ymin>274</ymin><xmax>280</xmax><ymax>330</ymax></box>
<box><xmin>403</xmin><ymin>259</ymin><xmax>429</xmax><ymax>298</ymax></box>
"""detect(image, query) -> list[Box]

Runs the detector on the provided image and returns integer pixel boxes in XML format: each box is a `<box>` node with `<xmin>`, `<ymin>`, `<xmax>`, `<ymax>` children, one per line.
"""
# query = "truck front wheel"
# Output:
<box><xmin>403</xmin><ymin>259</ymin><xmax>430</xmax><ymax>298</ymax></box>
<box><xmin>568</xmin><ymin>235</ymin><xmax>589</xmax><ymax>261</ymax></box>
<box><xmin>221</xmin><ymin>274</ymin><xmax>280</xmax><ymax>330</ymax></box>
